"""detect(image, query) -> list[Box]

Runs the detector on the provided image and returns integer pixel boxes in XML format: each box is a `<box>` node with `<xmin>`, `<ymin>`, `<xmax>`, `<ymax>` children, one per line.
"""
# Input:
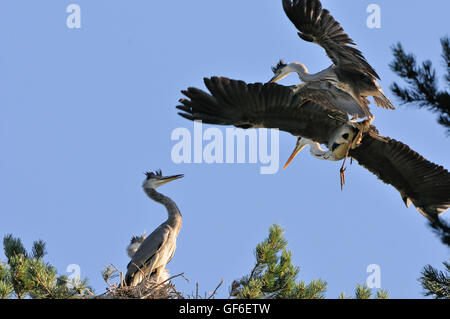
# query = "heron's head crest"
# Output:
<box><xmin>143</xmin><ymin>169</ymin><xmax>183</xmax><ymax>189</ymax></box>
<box><xmin>145</xmin><ymin>169</ymin><xmax>162</xmax><ymax>180</ymax></box>
<box><xmin>126</xmin><ymin>233</ymin><xmax>146</xmax><ymax>258</ymax></box>
<box><xmin>129</xmin><ymin>234</ymin><xmax>146</xmax><ymax>244</ymax></box>
<box><xmin>271</xmin><ymin>59</ymin><xmax>287</xmax><ymax>74</ymax></box>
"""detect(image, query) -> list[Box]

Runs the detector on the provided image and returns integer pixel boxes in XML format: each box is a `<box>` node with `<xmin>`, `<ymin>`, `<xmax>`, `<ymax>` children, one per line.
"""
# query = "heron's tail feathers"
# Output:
<box><xmin>125</xmin><ymin>272</ymin><xmax>144</xmax><ymax>287</ymax></box>
<box><xmin>400</xmin><ymin>191</ymin><xmax>449</xmax><ymax>222</ymax></box>
<box><xmin>416</xmin><ymin>204</ymin><xmax>449</xmax><ymax>222</ymax></box>
<box><xmin>125</xmin><ymin>267</ymin><xmax>170</xmax><ymax>287</ymax></box>
<box><xmin>373</xmin><ymin>92</ymin><xmax>395</xmax><ymax>110</ymax></box>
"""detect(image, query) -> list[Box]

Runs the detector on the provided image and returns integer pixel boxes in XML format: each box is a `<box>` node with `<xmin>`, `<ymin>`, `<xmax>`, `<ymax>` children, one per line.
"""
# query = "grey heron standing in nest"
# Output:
<box><xmin>270</xmin><ymin>0</ymin><xmax>394</xmax><ymax>113</ymax></box>
<box><xmin>177</xmin><ymin>77</ymin><xmax>450</xmax><ymax>221</ymax></box>
<box><xmin>125</xmin><ymin>170</ymin><xmax>183</xmax><ymax>287</ymax></box>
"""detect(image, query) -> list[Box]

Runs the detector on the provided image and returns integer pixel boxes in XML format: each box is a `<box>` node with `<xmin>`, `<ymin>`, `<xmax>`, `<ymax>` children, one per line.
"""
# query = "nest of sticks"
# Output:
<box><xmin>92</xmin><ymin>264</ymin><xmax>223</xmax><ymax>299</ymax></box>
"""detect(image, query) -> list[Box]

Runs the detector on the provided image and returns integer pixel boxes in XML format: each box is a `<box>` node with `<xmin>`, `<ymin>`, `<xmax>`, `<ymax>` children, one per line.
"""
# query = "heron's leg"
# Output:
<box><xmin>151</xmin><ymin>267</ymin><xmax>162</xmax><ymax>285</ymax></box>
<box><xmin>351</xmin><ymin>117</ymin><xmax>373</xmax><ymax>148</ymax></box>
<box><xmin>131</xmin><ymin>270</ymin><xmax>145</xmax><ymax>287</ymax></box>
<box><xmin>339</xmin><ymin>117</ymin><xmax>373</xmax><ymax>189</ymax></box>
<box><xmin>339</xmin><ymin>143</ymin><xmax>352</xmax><ymax>190</ymax></box>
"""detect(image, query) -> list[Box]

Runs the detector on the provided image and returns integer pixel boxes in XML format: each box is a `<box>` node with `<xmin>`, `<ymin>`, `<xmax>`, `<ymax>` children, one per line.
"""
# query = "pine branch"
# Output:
<box><xmin>340</xmin><ymin>284</ymin><xmax>389</xmax><ymax>299</ymax></box>
<box><xmin>390</xmin><ymin>38</ymin><xmax>450</xmax><ymax>134</ymax></box>
<box><xmin>428</xmin><ymin>218</ymin><xmax>450</xmax><ymax>248</ymax></box>
<box><xmin>3</xmin><ymin>234</ymin><xmax>28</xmax><ymax>261</ymax></box>
<box><xmin>0</xmin><ymin>261</ymin><xmax>14</xmax><ymax>299</ymax></box>
<box><xmin>419</xmin><ymin>261</ymin><xmax>450</xmax><ymax>299</ymax></box>
<box><xmin>376</xmin><ymin>289</ymin><xmax>390</xmax><ymax>299</ymax></box>
<box><xmin>32</xmin><ymin>240</ymin><xmax>46</xmax><ymax>260</ymax></box>
<box><xmin>231</xmin><ymin>224</ymin><xmax>327</xmax><ymax>299</ymax></box>
<box><xmin>441</xmin><ymin>36</ymin><xmax>450</xmax><ymax>86</ymax></box>
<box><xmin>355</xmin><ymin>284</ymin><xmax>372</xmax><ymax>299</ymax></box>
<box><xmin>1</xmin><ymin>234</ymin><xmax>92</xmax><ymax>299</ymax></box>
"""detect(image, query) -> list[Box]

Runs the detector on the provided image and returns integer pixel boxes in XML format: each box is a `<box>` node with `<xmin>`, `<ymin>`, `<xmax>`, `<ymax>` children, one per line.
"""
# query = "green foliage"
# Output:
<box><xmin>390</xmin><ymin>36</ymin><xmax>450</xmax><ymax>134</ymax></box>
<box><xmin>355</xmin><ymin>284</ymin><xmax>372</xmax><ymax>299</ymax></box>
<box><xmin>339</xmin><ymin>285</ymin><xmax>389</xmax><ymax>299</ymax></box>
<box><xmin>375</xmin><ymin>289</ymin><xmax>390</xmax><ymax>299</ymax></box>
<box><xmin>419</xmin><ymin>260</ymin><xmax>450</xmax><ymax>299</ymax></box>
<box><xmin>3</xmin><ymin>234</ymin><xmax>28</xmax><ymax>260</ymax></box>
<box><xmin>230</xmin><ymin>224</ymin><xmax>327</xmax><ymax>299</ymax></box>
<box><xmin>391</xmin><ymin>37</ymin><xmax>450</xmax><ymax>299</ymax></box>
<box><xmin>31</xmin><ymin>240</ymin><xmax>46</xmax><ymax>259</ymax></box>
<box><xmin>0</xmin><ymin>262</ymin><xmax>14</xmax><ymax>299</ymax></box>
<box><xmin>1</xmin><ymin>234</ymin><xmax>92</xmax><ymax>299</ymax></box>
<box><xmin>422</xmin><ymin>219</ymin><xmax>450</xmax><ymax>299</ymax></box>
<box><xmin>232</xmin><ymin>225</ymin><xmax>391</xmax><ymax>299</ymax></box>
<box><xmin>428</xmin><ymin>218</ymin><xmax>450</xmax><ymax>248</ymax></box>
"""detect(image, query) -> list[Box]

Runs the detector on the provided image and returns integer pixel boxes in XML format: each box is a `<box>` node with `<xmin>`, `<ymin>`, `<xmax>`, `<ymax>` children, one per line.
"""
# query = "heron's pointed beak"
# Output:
<box><xmin>268</xmin><ymin>75</ymin><xmax>280</xmax><ymax>83</ymax></box>
<box><xmin>283</xmin><ymin>140</ymin><xmax>307</xmax><ymax>169</ymax></box>
<box><xmin>158</xmin><ymin>174</ymin><xmax>184</xmax><ymax>186</ymax></box>
<box><xmin>268</xmin><ymin>71</ymin><xmax>291</xmax><ymax>84</ymax></box>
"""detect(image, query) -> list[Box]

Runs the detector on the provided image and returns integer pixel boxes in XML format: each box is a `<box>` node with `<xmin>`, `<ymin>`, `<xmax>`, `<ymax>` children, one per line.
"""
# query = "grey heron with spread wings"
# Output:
<box><xmin>125</xmin><ymin>170</ymin><xmax>183</xmax><ymax>287</ymax></box>
<box><xmin>270</xmin><ymin>0</ymin><xmax>395</xmax><ymax>169</ymax></box>
<box><xmin>177</xmin><ymin>77</ymin><xmax>450</xmax><ymax>221</ymax></box>
<box><xmin>176</xmin><ymin>0</ymin><xmax>448</xmax><ymax>220</ymax></box>
<box><xmin>270</xmin><ymin>0</ymin><xmax>394</xmax><ymax>114</ymax></box>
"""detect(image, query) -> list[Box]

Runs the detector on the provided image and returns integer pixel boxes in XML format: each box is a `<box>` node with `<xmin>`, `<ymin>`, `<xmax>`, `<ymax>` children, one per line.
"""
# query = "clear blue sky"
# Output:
<box><xmin>0</xmin><ymin>0</ymin><xmax>448</xmax><ymax>298</ymax></box>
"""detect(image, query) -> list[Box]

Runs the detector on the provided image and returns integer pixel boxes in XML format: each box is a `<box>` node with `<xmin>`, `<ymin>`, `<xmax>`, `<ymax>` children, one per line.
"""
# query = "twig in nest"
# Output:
<box><xmin>109</xmin><ymin>263</ymin><xmax>125</xmax><ymax>288</ymax></box>
<box><xmin>155</xmin><ymin>272</ymin><xmax>185</xmax><ymax>288</ymax></box>
<box><xmin>208</xmin><ymin>279</ymin><xmax>224</xmax><ymax>299</ymax></box>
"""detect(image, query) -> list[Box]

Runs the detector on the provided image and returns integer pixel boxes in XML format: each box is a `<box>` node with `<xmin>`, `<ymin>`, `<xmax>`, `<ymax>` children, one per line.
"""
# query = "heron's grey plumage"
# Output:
<box><xmin>294</xmin><ymin>81</ymin><xmax>371</xmax><ymax>119</ymax></box>
<box><xmin>280</xmin><ymin>0</ymin><xmax>395</xmax><ymax>110</ymax></box>
<box><xmin>125</xmin><ymin>172</ymin><xmax>183</xmax><ymax>287</ymax></box>
<box><xmin>270</xmin><ymin>61</ymin><xmax>372</xmax><ymax>119</ymax></box>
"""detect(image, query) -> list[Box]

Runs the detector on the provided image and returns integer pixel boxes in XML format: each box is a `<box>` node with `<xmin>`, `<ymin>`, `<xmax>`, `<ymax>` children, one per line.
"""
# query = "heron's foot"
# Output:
<box><xmin>340</xmin><ymin>165</ymin><xmax>346</xmax><ymax>190</ymax></box>
<box><xmin>352</xmin><ymin>130</ymin><xmax>363</xmax><ymax>149</ymax></box>
<box><xmin>358</xmin><ymin>117</ymin><xmax>373</xmax><ymax>129</ymax></box>
<box><xmin>351</xmin><ymin>118</ymin><xmax>372</xmax><ymax>149</ymax></box>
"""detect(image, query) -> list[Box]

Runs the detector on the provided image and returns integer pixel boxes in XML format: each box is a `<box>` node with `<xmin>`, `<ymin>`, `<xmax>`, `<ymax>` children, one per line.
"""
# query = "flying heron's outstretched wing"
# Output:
<box><xmin>125</xmin><ymin>224</ymin><xmax>172</xmax><ymax>284</ymax></box>
<box><xmin>282</xmin><ymin>0</ymin><xmax>379</xmax><ymax>80</ymax></box>
<box><xmin>350</xmin><ymin>135</ymin><xmax>450</xmax><ymax>220</ymax></box>
<box><xmin>177</xmin><ymin>77</ymin><xmax>450</xmax><ymax>219</ymax></box>
<box><xmin>177</xmin><ymin>77</ymin><xmax>348</xmax><ymax>145</ymax></box>
<box><xmin>295</xmin><ymin>81</ymin><xmax>372</xmax><ymax>119</ymax></box>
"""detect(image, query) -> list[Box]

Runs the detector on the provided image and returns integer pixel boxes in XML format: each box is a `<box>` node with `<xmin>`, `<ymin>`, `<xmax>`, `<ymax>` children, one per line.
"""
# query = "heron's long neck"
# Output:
<box><xmin>290</xmin><ymin>64</ymin><xmax>337</xmax><ymax>82</ymax></box>
<box><xmin>305</xmin><ymin>140</ymin><xmax>327</xmax><ymax>158</ymax></box>
<box><xmin>144</xmin><ymin>188</ymin><xmax>182</xmax><ymax>231</ymax></box>
<box><xmin>306</xmin><ymin>140</ymin><xmax>337</xmax><ymax>161</ymax></box>
<box><xmin>290</xmin><ymin>63</ymin><xmax>315</xmax><ymax>82</ymax></box>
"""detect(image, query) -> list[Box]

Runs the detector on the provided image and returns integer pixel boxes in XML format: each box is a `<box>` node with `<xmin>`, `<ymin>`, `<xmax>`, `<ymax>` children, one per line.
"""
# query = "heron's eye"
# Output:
<box><xmin>145</xmin><ymin>172</ymin><xmax>154</xmax><ymax>180</ymax></box>
<box><xmin>331</xmin><ymin>143</ymin><xmax>340</xmax><ymax>152</ymax></box>
<box><xmin>342</xmin><ymin>133</ymin><xmax>349</xmax><ymax>140</ymax></box>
